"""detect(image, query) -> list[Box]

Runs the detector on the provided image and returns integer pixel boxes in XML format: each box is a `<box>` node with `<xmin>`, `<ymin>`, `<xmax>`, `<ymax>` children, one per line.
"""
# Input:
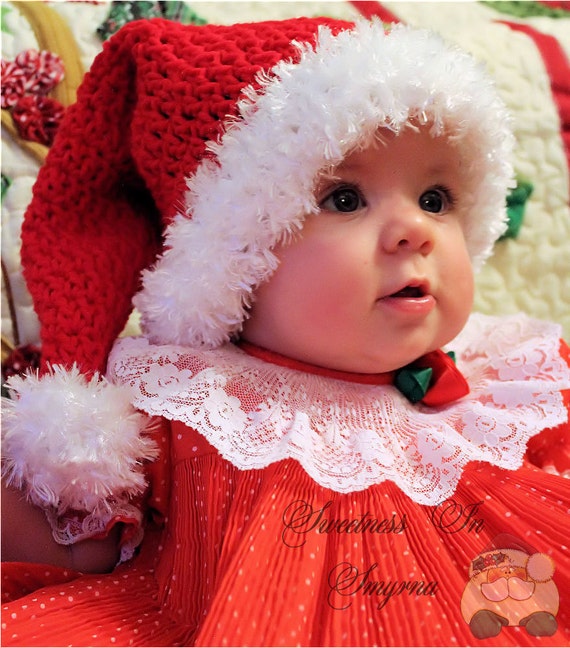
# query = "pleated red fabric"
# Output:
<box><xmin>2</xmin><ymin>417</ymin><xmax>569</xmax><ymax>646</ymax></box>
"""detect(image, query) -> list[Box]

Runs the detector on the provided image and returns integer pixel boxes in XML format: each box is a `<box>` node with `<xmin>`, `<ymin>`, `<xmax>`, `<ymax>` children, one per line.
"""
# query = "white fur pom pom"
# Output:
<box><xmin>1</xmin><ymin>365</ymin><xmax>158</xmax><ymax>515</ymax></box>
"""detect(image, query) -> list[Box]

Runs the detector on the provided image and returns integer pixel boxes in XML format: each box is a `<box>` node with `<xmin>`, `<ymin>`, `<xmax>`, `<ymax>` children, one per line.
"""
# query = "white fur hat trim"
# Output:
<box><xmin>135</xmin><ymin>21</ymin><xmax>515</xmax><ymax>349</ymax></box>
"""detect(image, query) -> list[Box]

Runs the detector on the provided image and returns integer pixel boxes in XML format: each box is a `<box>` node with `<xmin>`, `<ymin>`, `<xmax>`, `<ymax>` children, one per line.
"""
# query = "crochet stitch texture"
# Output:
<box><xmin>22</xmin><ymin>17</ymin><xmax>349</xmax><ymax>375</ymax></box>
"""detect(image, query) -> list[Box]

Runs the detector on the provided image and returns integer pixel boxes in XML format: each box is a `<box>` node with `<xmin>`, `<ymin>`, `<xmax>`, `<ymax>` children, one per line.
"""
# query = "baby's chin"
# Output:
<box><xmin>340</xmin><ymin>342</ymin><xmax>456</xmax><ymax>375</ymax></box>
<box><xmin>319</xmin><ymin>353</ymin><xmax>424</xmax><ymax>375</ymax></box>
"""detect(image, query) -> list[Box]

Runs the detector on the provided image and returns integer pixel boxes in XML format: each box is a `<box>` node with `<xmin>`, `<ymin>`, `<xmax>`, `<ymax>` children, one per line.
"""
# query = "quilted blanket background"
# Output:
<box><xmin>2</xmin><ymin>1</ymin><xmax>569</xmax><ymax>369</ymax></box>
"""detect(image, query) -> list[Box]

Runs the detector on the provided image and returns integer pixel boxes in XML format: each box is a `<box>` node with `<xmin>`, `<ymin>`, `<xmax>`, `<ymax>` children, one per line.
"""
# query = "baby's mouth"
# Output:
<box><xmin>377</xmin><ymin>282</ymin><xmax>435</xmax><ymax>315</ymax></box>
<box><xmin>390</xmin><ymin>285</ymin><xmax>426</xmax><ymax>299</ymax></box>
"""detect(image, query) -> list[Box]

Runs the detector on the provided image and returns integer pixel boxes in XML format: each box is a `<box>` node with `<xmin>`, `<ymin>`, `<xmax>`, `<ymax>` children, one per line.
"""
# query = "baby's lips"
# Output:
<box><xmin>379</xmin><ymin>278</ymin><xmax>431</xmax><ymax>301</ymax></box>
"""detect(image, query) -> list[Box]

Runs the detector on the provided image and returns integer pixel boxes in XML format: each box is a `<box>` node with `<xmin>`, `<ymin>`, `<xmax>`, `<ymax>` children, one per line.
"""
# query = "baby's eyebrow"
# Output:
<box><xmin>332</xmin><ymin>159</ymin><xmax>365</xmax><ymax>173</ymax></box>
<box><xmin>425</xmin><ymin>163</ymin><xmax>453</xmax><ymax>176</ymax></box>
<box><xmin>314</xmin><ymin>168</ymin><xmax>344</xmax><ymax>188</ymax></box>
<box><xmin>315</xmin><ymin>162</ymin><xmax>361</xmax><ymax>185</ymax></box>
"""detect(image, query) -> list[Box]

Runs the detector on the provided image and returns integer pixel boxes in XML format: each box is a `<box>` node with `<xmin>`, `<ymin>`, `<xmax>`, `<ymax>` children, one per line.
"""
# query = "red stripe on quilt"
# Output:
<box><xmin>536</xmin><ymin>1</ymin><xmax>570</xmax><ymax>10</ymax></box>
<box><xmin>349</xmin><ymin>1</ymin><xmax>400</xmax><ymax>23</ymax></box>
<box><xmin>499</xmin><ymin>20</ymin><xmax>570</xmax><ymax>177</ymax></box>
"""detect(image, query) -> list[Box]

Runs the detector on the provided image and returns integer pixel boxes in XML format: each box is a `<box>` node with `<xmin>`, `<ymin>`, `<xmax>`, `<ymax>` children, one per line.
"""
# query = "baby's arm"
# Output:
<box><xmin>1</xmin><ymin>370</ymin><xmax>166</xmax><ymax>573</ymax></box>
<box><xmin>1</xmin><ymin>481</ymin><xmax>121</xmax><ymax>573</ymax></box>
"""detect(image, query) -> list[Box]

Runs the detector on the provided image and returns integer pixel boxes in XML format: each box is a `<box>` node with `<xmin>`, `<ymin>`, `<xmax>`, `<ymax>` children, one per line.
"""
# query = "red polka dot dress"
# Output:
<box><xmin>2</xmin><ymin>314</ymin><xmax>570</xmax><ymax>646</ymax></box>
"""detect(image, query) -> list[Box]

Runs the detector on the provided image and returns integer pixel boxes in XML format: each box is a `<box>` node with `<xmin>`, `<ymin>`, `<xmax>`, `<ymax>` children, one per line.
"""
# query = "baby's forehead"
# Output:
<box><xmin>319</xmin><ymin>126</ymin><xmax>468</xmax><ymax>178</ymax></box>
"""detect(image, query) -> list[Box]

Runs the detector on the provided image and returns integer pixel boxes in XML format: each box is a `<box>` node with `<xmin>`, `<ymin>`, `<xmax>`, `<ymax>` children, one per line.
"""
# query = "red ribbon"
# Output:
<box><xmin>238</xmin><ymin>341</ymin><xmax>469</xmax><ymax>407</ymax></box>
<box><xmin>409</xmin><ymin>349</ymin><xmax>470</xmax><ymax>406</ymax></box>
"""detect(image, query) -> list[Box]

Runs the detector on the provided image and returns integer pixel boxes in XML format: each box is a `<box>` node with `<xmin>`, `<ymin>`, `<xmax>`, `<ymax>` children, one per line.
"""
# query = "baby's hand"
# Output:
<box><xmin>1</xmin><ymin>482</ymin><xmax>121</xmax><ymax>573</ymax></box>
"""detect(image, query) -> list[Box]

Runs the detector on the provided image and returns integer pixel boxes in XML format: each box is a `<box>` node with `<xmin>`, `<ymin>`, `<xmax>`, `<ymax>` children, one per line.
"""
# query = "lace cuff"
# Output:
<box><xmin>44</xmin><ymin>502</ymin><xmax>144</xmax><ymax>564</ymax></box>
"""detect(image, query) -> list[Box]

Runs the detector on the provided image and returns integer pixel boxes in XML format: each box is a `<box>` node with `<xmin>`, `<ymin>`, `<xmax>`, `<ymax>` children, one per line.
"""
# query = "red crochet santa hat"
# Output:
<box><xmin>2</xmin><ymin>17</ymin><xmax>515</xmax><ymax>518</ymax></box>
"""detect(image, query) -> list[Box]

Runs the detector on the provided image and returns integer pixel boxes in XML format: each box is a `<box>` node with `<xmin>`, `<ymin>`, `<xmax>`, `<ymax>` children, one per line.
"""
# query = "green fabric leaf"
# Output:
<box><xmin>1</xmin><ymin>173</ymin><xmax>12</xmax><ymax>201</ymax></box>
<box><xmin>394</xmin><ymin>366</ymin><xmax>433</xmax><ymax>403</ymax></box>
<box><xmin>501</xmin><ymin>179</ymin><xmax>533</xmax><ymax>240</ymax></box>
<box><xmin>97</xmin><ymin>1</ymin><xmax>206</xmax><ymax>41</ymax></box>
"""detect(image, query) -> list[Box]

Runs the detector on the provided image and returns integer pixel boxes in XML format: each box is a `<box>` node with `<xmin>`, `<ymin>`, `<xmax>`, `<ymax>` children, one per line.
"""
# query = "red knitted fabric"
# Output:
<box><xmin>21</xmin><ymin>17</ymin><xmax>352</xmax><ymax>376</ymax></box>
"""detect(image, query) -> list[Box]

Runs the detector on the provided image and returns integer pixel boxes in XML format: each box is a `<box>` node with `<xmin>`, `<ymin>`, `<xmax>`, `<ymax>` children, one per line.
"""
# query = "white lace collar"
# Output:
<box><xmin>108</xmin><ymin>313</ymin><xmax>569</xmax><ymax>505</ymax></box>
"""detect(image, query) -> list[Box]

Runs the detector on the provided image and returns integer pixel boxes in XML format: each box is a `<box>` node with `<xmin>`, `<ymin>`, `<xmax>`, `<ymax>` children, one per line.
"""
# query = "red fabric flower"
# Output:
<box><xmin>1</xmin><ymin>59</ymin><xmax>26</xmax><ymax>108</ymax></box>
<box><xmin>11</xmin><ymin>95</ymin><xmax>65</xmax><ymax>146</ymax></box>
<box><xmin>1</xmin><ymin>50</ymin><xmax>64</xmax><ymax>109</ymax></box>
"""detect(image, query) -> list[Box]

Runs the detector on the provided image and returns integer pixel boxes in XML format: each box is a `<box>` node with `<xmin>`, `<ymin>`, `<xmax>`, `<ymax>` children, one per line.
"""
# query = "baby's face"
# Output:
<box><xmin>241</xmin><ymin>126</ymin><xmax>475</xmax><ymax>373</ymax></box>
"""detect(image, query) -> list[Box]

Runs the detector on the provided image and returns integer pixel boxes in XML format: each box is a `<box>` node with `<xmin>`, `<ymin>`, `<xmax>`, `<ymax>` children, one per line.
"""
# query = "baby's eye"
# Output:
<box><xmin>419</xmin><ymin>187</ymin><xmax>453</xmax><ymax>214</ymax></box>
<box><xmin>320</xmin><ymin>186</ymin><xmax>366</xmax><ymax>213</ymax></box>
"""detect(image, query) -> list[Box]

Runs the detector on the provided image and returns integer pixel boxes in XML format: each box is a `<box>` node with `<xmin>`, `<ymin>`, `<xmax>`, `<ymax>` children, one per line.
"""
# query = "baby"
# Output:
<box><xmin>240</xmin><ymin>126</ymin><xmax>474</xmax><ymax>374</ymax></box>
<box><xmin>2</xmin><ymin>16</ymin><xmax>569</xmax><ymax>647</ymax></box>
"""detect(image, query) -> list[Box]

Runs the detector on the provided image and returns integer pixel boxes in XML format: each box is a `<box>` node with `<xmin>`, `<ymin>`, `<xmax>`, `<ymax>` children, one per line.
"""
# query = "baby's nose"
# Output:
<box><xmin>380</xmin><ymin>203</ymin><xmax>435</xmax><ymax>255</ymax></box>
